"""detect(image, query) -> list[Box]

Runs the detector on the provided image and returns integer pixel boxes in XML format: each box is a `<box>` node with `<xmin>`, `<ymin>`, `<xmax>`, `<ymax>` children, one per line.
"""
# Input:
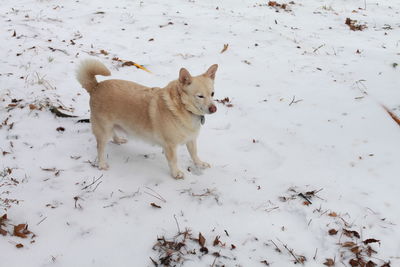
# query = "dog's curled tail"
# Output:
<box><xmin>76</xmin><ymin>59</ymin><xmax>111</xmax><ymax>93</ymax></box>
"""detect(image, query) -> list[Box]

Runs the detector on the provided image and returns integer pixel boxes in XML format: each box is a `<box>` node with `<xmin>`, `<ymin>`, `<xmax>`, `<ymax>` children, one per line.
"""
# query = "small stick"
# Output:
<box><xmin>313</xmin><ymin>248</ymin><xmax>318</xmax><ymax>260</ymax></box>
<box><xmin>270</xmin><ymin>240</ymin><xmax>282</xmax><ymax>253</ymax></box>
<box><xmin>298</xmin><ymin>193</ymin><xmax>312</xmax><ymax>204</ymax></box>
<box><xmin>289</xmin><ymin>96</ymin><xmax>303</xmax><ymax>106</ymax></box>
<box><xmin>82</xmin><ymin>174</ymin><xmax>103</xmax><ymax>190</ymax></box>
<box><xmin>278</xmin><ymin>240</ymin><xmax>302</xmax><ymax>264</ymax></box>
<box><xmin>144</xmin><ymin>186</ymin><xmax>166</xmax><ymax>203</ymax></box>
<box><xmin>36</xmin><ymin>217</ymin><xmax>47</xmax><ymax>225</ymax></box>
<box><xmin>92</xmin><ymin>181</ymin><xmax>102</xmax><ymax>192</ymax></box>
<box><xmin>173</xmin><ymin>214</ymin><xmax>181</xmax><ymax>233</ymax></box>
<box><xmin>313</xmin><ymin>44</ymin><xmax>325</xmax><ymax>53</ymax></box>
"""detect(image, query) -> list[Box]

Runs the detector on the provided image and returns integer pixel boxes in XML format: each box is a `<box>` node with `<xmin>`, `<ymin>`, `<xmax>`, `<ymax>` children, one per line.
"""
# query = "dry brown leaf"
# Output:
<box><xmin>350</xmin><ymin>246</ymin><xmax>361</xmax><ymax>254</ymax></box>
<box><xmin>363</xmin><ymin>238</ymin><xmax>380</xmax><ymax>245</ymax></box>
<box><xmin>198</xmin><ymin>232</ymin><xmax>206</xmax><ymax>247</ymax></box>
<box><xmin>323</xmin><ymin>258</ymin><xmax>335</xmax><ymax>266</ymax></box>
<box><xmin>29</xmin><ymin>104</ymin><xmax>37</xmax><ymax>110</ymax></box>
<box><xmin>381</xmin><ymin>105</ymin><xmax>400</xmax><ymax>126</ymax></box>
<box><xmin>213</xmin><ymin>236</ymin><xmax>220</xmax><ymax>246</ymax></box>
<box><xmin>345</xmin><ymin>18</ymin><xmax>367</xmax><ymax>31</ymax></box>
<box><xmin>260</xmin><ymin>260</ymin><xmax>270</xmax><ymax>266</ymax></box>
<box><xmin>13</xmin><ymin>224</ymin><xmax>31</xmax><ymax>238</ymax></box>
<box><xmin>366</xmin><ymin>260</ymin><xmax>377</xmax><ymax>267</ymax></box>
<box><xmin>349</xmin><ymin>258</ymin><xmax>359</xmax><ymax>266</ymax></box>
<box><xmin>220</xmin><ymin>44</ymin><xmax>229</xmax><ymax>53</ymax></box>
<box><xmin>343</xmin><ymin>229</ymin><xmax>361</xmax><ymax>239</ymax></box>
<box><xmin>100</xmin><ymin>49</ymin><xmax>109</xmax><ymax>55</ymax></box>
<box><xmin>16</xmin><ymin>243</ymin><xmax>24</xmax><ymax>248</ymax></box>
<box><xmin>342</xmin><ymin>241</ymin><xmax>356</xmax><ymax>248</ymax></box>
<box><xmin>328</xmin><ymin>212</ymin><xmax>337</xmax><ymax>217</ymax></box>
<box><xmin>150</xmin><ymin>203</ymin><xmax>161</xmax><ymax>208</ymax></box>
<box><xmin>328</xmin><ymin>229</ymin><xmax>338</xmax><ymax>235</ymax></box>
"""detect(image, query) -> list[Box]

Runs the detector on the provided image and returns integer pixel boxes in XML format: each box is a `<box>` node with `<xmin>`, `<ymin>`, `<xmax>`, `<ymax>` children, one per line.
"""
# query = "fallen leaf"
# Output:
<box><xmin>328</xmin><ymin>212</ymin><xmax>337</xmax><ymax>217</ymax></box>
<box><xmin>261</xmin><ymin>259</ymin><xmax>270</xmax><ymax>265</ymax></box>
<box><xmin>121</xmin><ymin>61</ymin><xmax>151</xmax><ymax>73</ymax></box>
<box><xmin>213</xmin><ymin>236</ymin><xmax>220</xmax><ymax>246</ymax></box>
<box><xmin>363</xmin><ymin>238</ymin><xmax>380</xmax><ymax>245</ymax></box>
<box><xmin>56</xmin><ymin>127</ymin><xmax>65</xmax><ymax>132</ymax></box>
<box><xmin>382</xmin><ymin>105</ymin><xmax>400</xmax><ymax>126</ymax></box>
<box><xmin>150</xmin><ymin>203</ymin><xmax>161</xmax><ymax>208</ymax></box>
<box><xmin>220</xmin><ymin>44</ymin><xmax>229</xmax><ymax>53</ymax></box>
<box><xmin>366</xmin><ymin>261</ymin><xmax>377</xmax><ymax>267</ymax></box>
<box><xmin>29</xmin><ymin>104</ymin><xmax>37</xmax><ymax>110</ymax></box>
<box><xmin>199</xmin><ymin>246</ymin><xmax>208</xmax><ymax>254</ymax></box>
<box><xmin>323</xmin><ymin>258</ymin><xmax>335</xmax><ymax>266</ymax></box>
<box><xmin>349</xmin><ymin>259</ymin><xmax>359</xmax><ymax>266</ymax></box>
<box><xmin>212</xmin><ymin>252</ymin><xmax>220</xmax><ymax>257</ymax></box>
<box><xmin>350</xmin><ymin>246</ymin><xmax>361</xmax><ymax>254</ymax></box>
<box><xmin>198</xmin><ymin>232</ymin><xmax>206</xmax><ymax>247</ymax></box>
<box><xmin>343</xmin><ymin>229</ymin><xmax>361</xmax><ymax>239</ymax></box>
<box><xmin>100</xmin><ymin>49</ymin><xmax>108</xmax><ymax>55</ymax></box>
<box><xmin>328</xmin><ymin>229</ymin><xmax>338</xmax><ymax>235</ymax></box>
<box><xmin>13</xmin><ymin>224</ymin><xmax>31</xmax><ymax>238</ymax></box>
<box><xmin>16</xmin><ymin>243</ymin><xmax>24</xmax><ymax>248</ymax></box>
<box><xmin>342</xmin><ymin>241</ymin><xmax>356</xmax><ymax>248</ymax></box>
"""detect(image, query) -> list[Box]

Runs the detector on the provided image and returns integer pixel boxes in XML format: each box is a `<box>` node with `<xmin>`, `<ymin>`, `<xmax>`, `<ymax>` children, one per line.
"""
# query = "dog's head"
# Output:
<box><xmin>179</xmin><ymin>64</ymin><xmax>218</xmax><ymax>116</ymax></box>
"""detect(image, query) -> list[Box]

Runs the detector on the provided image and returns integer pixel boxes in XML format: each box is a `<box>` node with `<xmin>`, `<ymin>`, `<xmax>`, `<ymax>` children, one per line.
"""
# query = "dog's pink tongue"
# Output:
<box><xmin>209</xmin><ymin>105</ymin><xmax>217</xmax><ymax>113</ymax></box>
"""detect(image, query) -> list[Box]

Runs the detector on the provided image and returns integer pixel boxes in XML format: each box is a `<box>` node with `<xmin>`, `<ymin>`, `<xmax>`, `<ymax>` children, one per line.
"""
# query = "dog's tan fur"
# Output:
<box><xmin>76</xmin><ymin>59</ymin><xmax>218</xmax><ymax>178</ymax></box>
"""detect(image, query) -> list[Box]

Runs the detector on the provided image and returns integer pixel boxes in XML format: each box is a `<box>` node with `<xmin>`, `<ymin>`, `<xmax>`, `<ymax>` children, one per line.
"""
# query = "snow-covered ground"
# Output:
<box><xmin>1</xmin><ymin>0</ymin><xmax>399</xmax><ymax>266</ymax></box>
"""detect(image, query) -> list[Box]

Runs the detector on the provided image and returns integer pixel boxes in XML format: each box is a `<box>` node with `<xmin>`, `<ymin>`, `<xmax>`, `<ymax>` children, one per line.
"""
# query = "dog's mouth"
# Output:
<box><xmin>197</xmin><ymin>104</ymin><xmax>217</xmax><ymax>115</ymax></box>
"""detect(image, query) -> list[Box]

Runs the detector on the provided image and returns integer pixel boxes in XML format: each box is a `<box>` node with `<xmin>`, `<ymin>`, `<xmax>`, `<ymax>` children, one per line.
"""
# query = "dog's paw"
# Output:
<box><xmin>98</xmin><ymin>162</ymin><xmax>109</xmax><ymax>170</ymax></box>
<box><xmin>113</xmin><ymin>137</ymin><xmax>127</xmax><ymax>144</ymax></box>
<box><xmin>172</xmin><ymin>170</ymin><xmax>185</xmax><ymax>179</ymax></box>
<box><xmin>195</xmin><ymin>161</ymin><xmax>211</xmax><ymax>169</ymax></box>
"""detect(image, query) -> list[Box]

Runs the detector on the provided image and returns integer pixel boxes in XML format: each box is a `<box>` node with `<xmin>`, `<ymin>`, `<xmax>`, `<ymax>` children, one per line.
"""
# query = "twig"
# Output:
<box><xmin>82</xmin><ymin>175</ymin><xmax>103</xmax><ymax>190</ymax></box>
<box><xmin>289</xmin><ymin>96</ymin><xmax>303</xmax><ymax>106</ymax></box>
<box><xmin>298</xmin><ymin>193</ymin><xmax>312</xmax><ymax>204</ymax></box>
<box><xmin>173</xmin><ymin>214</ymin><xmax>181</xmax><ymax>233</ymax></box>
<box><xmin>36</xmin><ymin>216</ymin><xmax>47</xmax><ymax>225</ymax></box>
<box><xmin>144</xmin><ymin>186</ymin><xmax>166</xmax><ymax>203</ymax></box>
<box><xmin>269</xmin><ymin>240</ymin><xmax>282</xmax><ymax>253</ymax></box>
<box><xmin>313</xmin><ymin>248</ymin><xmax>318</xmax><ymax>260</ymax></box>
<box><xmin>313</xmin><ymin>44</ymin><xmax>325</xmax><ymax>53</ymax></box>
<box><xmin>149</xmin><ymin>257</ymin><xmax>158</xmax><ymax>266</ymax></box>
<box><xmin>278</xmin><ymin>239</ymin><xmax>303</xmax><ymax>265</ymax></box>
<box><xmin>92</xmin><ymin>181</ymin><xmax>102</xmax><ymax>192</ymax></box>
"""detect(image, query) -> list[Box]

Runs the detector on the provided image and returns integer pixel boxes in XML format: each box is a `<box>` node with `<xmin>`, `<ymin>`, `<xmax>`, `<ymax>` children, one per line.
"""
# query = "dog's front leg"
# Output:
<box><xmin>186</xmin><ymin>139</ymin><xmax>210</xmax><ymax>169</ymax></box>
<box><xmin>164</xmin><ymin>145</ymin><xmax>184</xmax><ymax>179</ymax></box>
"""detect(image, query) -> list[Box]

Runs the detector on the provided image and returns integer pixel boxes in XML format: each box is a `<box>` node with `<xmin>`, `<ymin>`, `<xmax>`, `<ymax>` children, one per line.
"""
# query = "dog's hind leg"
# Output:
<box><xmin>92</xmin><ymin>121</ymin><xmax>113</xmax><ymax>170</ymax></box>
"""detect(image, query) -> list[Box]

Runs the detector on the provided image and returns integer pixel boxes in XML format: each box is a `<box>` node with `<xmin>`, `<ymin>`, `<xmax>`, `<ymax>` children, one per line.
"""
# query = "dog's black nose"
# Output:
<box><xmin>209</xmin><ymin>105</ymin><xmax>217</xmax><ymax>113</ymax></box>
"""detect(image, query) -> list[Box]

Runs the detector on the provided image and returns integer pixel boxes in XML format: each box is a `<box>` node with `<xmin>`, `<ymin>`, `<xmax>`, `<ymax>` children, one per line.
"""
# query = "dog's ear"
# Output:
<box><xmin>179</xmin><ymin>68</ymin><xmax>192</xmax><ymax>85</ymax></box>
<box><xmin>204</xmin><ymin>64</ymin><xmax>218</xmax><ymax>80</ymax></box>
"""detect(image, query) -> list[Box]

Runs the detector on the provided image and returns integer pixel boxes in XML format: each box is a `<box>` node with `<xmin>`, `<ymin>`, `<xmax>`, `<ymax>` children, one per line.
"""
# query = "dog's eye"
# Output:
<box><xmin>211</xmin><ymin>92</ymin><xmax>214</xmax><ymax>97</ymax></box>
<box><xmin>197</xmin><ymin>95</ymin><xmax>204</xmax><ymax>99</ymax></box>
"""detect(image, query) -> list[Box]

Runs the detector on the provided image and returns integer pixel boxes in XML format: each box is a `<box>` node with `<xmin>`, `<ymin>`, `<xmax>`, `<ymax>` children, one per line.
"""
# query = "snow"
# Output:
<box><xmin>1</xmin><ymin>0</ymin><xmax>399</xmax><ymax>266</ymax></box>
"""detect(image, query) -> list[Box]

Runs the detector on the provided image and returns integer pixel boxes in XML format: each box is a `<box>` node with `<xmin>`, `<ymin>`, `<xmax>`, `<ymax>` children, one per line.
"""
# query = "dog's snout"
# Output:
<box><xmin>209</xmin><ymin>104</ymin><xmax>217</xmax><ymax>113</ymax></box>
